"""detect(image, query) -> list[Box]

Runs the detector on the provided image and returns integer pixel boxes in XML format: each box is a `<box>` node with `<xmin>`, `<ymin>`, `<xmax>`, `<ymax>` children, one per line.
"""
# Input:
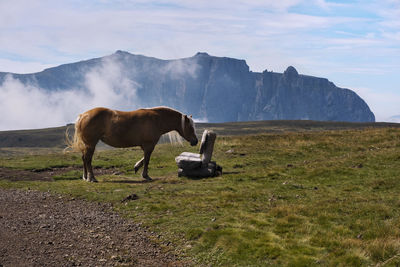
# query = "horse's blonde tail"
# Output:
<box><xmin>64</xmin><ymin>114</ymin><xmax>87</xmax><ymax>153</ymax></box>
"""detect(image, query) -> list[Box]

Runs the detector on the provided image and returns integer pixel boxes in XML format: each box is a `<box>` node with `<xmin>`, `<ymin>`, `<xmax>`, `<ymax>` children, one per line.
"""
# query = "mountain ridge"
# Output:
<box><xmin>0</xmin><ymin>51</ymin><xmax>375</xmax><ymax>123</ymax></box>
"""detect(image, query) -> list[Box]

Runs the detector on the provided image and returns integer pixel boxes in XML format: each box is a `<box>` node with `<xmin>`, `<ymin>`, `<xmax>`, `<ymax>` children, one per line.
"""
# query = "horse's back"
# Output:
<box><xmin>79</xmin><ymin>107</ymin><xmax>113</xmax><ymax>128</ymax></box>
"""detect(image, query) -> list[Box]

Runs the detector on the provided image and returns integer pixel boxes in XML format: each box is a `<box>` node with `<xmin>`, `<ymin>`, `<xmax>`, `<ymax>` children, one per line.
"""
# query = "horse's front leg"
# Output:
<box><xmin>134</xmin><ymin>157</ymin><xmax>144</xmax><ymax>173</ymax></box>
<box><xmin>141</xmin><ymin>144</ymin><xmax>155</xmax><ymax>181</ymax></box>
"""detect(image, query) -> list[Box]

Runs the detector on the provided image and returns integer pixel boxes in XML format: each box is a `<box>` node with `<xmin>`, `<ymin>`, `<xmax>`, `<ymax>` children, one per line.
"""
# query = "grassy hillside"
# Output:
<box><xmin>1</xmin><ymin>122</ymin><xmax>400</xmax><ymax>265</ymax></box>
<box><xmin>0</xmin><ymin>125</ymin><xmax>71</xmax><ymax>148</ymax></box>
<box><xmin>1</xmin><ymin>120</ymin><xmax>399</xmax><ymax>148</ymax></box>
<box><xmin>197</xmin><ymin>120</ymin><xmax>400</xmax><ymax>135</ymax></box>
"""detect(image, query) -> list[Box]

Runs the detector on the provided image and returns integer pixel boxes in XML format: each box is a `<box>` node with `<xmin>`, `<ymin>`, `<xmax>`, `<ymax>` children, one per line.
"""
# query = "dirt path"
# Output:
<box><xmin>0</xmin><ymin>166</ymin><xmax>119</xmax><ymax>182</ymax></box>
<box><xmin>0</xmin><ymin>187</ymin><xmax>186</xmax><ymax>266</ymax></box>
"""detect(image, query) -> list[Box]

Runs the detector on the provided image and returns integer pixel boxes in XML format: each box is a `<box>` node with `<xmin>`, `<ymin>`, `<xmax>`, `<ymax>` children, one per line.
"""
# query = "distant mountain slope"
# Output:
<box><xmin>388</xmin><ymin>115</ymin><xmax>400</xmax><ymax>123</ymax></box>
<box><xmin>0</xmin><ymin>51</ymin><xmax>375</xmax><ymax>122</ymax></box>
<box><xmin>1</xmin><ymin>120</ymin><xmax>399</xmax><ymax>149</ymax></box>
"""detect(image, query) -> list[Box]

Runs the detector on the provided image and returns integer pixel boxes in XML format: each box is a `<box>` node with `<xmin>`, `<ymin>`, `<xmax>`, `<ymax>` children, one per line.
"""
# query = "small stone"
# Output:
<box><xmin>111</xmin><ymin>255</ymin><xmax>118</xmax><ymax>261</ymax></box>
<box><xmin>121</xmin><ymin>193</ymin><xmax>139</xmax><ymax>202</ymax></box>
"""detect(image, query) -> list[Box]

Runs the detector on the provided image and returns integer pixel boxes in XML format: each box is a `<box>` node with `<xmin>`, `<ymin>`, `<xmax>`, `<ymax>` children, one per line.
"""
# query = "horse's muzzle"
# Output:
<box><xmin>190</xmin><ymin>139</ymin><xmax>198</xmax><ymax>146</ymax></box>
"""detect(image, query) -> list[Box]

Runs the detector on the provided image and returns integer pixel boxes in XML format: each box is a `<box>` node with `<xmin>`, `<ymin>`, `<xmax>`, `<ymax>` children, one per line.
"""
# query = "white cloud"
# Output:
<box><xmin>84</xmin><ymin>56</ymin><xmax>138</xmax><ymax>110</ymax></box>
<box><xmin>0</xmin><ymin>57</ymin><xmax>138</xmax><ymax>130</ymax></box>
<box><xmin>314</xmin><ymin>0</ymin><xmax>348</xmax><ymax>10</ymax></box>
<box><xmin>162</xmin><ymin>59</ymin><xmax>199</xmax><ymax>79</ymax></box>
<box><xmin>0</xmin><ymin>76</ymin><xmax>76</xmax><ymax>130</ymax></box>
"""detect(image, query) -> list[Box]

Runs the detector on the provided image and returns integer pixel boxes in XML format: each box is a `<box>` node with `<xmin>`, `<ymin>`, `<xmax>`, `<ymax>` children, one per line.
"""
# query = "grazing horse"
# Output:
<box><xmin>68</xmin><ymin>107</ymin><xmax>198</xmax><ymax>182</ymax></box>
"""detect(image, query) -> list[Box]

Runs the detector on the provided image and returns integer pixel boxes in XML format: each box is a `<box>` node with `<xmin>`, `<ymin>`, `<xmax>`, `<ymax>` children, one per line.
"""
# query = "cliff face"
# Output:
<box><xmin>0</xmin><ymin>51</ymin><xmax>375</xmax><ymax>122</ymax></box>
<box><xmin>247</xmin><ymin>67</ymin><xmax>375</xmax><ymax>122</ymax></box>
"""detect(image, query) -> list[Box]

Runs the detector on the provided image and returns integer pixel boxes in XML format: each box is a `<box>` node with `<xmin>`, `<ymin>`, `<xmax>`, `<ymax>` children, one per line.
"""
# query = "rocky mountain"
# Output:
<box><xmin>0</xmin><ymin>51</ymin><xmax>375</xmax><ymax>122</ymax></box>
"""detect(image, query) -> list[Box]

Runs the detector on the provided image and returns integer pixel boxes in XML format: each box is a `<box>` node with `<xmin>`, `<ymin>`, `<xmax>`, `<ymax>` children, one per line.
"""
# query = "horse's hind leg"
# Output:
<box><xmin>141</xmin><ymin>144</ymin><xmax>155</xmax><ymax>181</ymax></box>
<box><xmin>84</xmin><ymin>147</ymin><xmax>97</xmax><ymax>183</ymax></box>
<box><xmin>134</xmin><ymin>157</ymin><xmax>144</xmax><ymax>173</ymax></box>
<box><xmin>82</xmin><ymin>154</ymin><xmax>88</xmax><ymax>181</ymax></box>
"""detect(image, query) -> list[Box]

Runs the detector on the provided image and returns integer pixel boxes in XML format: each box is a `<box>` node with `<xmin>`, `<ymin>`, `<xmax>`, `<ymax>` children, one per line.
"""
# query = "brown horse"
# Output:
<box><xmin>67</xmin><ymin>106</ymin><xmax>198</xmax><ymax>182</ymax></box>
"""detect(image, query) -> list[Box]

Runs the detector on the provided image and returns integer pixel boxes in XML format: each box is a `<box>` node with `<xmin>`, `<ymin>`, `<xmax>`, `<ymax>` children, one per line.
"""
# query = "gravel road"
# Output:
<box><xmin>0</xmin><ymin>186</ymin><xmax>186</xmax><ymax>266</ymax></box>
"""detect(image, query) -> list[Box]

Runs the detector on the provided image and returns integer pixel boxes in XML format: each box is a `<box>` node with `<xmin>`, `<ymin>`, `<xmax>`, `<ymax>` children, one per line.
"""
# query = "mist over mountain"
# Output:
<box><xmin>0</xmin><ymin>51</ymin><xmax>375</xmax><ymax>129</ymax></box>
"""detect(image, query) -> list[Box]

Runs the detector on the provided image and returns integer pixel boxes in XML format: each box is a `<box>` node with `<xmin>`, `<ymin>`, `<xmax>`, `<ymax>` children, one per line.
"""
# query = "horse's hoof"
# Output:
<box><xmin>134</xmin><ymin>167</ymin><xmax>139</xmax><ymax>174</ymax></box>
<box><xmin>142</xmin><ymin>175</ymin><xmax>152</xmax><ymax>181</ymax></box>
<box><xmin>88</xmin><ymin>178</ymin><xmax>98</xmax><ymax>183</ymax></box>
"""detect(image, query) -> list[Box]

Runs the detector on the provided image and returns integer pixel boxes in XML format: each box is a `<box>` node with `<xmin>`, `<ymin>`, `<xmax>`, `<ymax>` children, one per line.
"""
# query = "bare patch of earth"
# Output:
<box><xmin>0</xmin><ymin>168</ymin><xmax>190</xmax><ymax>266</ymax></box>
<box><xmin>0</xmin><ymin>166</ymin><xmax>119</xmax><ymax>182</ymax></box>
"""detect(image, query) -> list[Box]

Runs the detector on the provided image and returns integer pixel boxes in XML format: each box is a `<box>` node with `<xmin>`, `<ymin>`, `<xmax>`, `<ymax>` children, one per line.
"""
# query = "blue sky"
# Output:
<box><xmin>0</xmin><ymin>0</ymin><xmax>399</xmax><ymax>122</ymax></box>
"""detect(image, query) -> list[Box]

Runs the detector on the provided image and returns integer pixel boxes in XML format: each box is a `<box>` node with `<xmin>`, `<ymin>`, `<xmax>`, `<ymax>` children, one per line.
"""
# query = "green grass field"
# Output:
<box><xmin>1</xmin><ymin>123</ymin><xmax>400</xmax><ymax>266</ymax></box>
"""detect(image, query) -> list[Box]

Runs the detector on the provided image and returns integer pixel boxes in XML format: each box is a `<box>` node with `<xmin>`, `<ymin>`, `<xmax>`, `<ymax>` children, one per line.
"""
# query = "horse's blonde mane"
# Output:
<box><xmin>166</xmin><ymin>113</ymin><xmax>195</xmax><ymax>146</ymax></box>
<box><xmin>182</xmin><ymin>113</ymin><xmax>195</xmax><ymax>131</ymax></box>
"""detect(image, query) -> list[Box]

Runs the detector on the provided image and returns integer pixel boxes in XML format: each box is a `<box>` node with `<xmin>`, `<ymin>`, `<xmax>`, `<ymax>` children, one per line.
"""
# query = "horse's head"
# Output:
<box><xmin>181</xmin><ymin>115</ymin><xmax>198</xmax><ymax>146</ymax></box>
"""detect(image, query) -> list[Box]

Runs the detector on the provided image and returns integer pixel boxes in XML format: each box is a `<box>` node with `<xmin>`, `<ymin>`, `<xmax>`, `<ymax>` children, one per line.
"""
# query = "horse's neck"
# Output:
<box><xmin>158</xmin><ymin>110</ymin><xmax>182</xmax><ymax>134</ymax></box>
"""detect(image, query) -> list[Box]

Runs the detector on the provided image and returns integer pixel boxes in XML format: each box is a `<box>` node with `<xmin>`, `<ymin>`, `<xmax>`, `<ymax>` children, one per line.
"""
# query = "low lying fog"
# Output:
<box><xmin>0</xmin><ymin>57</ymin><xmax>138</xmax><ymax>131</ymax></box>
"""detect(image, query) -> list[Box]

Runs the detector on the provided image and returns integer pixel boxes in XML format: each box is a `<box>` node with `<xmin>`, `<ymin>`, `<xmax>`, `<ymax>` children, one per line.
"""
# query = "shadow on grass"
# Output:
<box><xmin>106</xmin><ymin>180</ymin><xmax>152</xmax><ymax>184</ymax></box>
<box><xmin>182</xmin><ymin>170</ymin><xmax>238</xmax><ymax>180</ymax></box>
<box><xmin>102</xmin><ymin>176</ymin><xmax>158</xmax><ymax>184</ymax></box>
<box><xmin>222</xmin><ymin>171</ymin><xmax>242</xmax><ymax>175</ymax></box>
<box><xmin>183</xmin><ymin>175</ymin><xmax>220</xmax><ymax>180</ymax></box>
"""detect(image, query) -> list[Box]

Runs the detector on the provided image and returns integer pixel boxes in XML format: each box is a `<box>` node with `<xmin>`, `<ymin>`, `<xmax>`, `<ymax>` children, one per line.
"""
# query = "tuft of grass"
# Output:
<box><xmin>1</xmin><ymin>127</ymin><xmax>400</xmax><ymax>266</ymax></box>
